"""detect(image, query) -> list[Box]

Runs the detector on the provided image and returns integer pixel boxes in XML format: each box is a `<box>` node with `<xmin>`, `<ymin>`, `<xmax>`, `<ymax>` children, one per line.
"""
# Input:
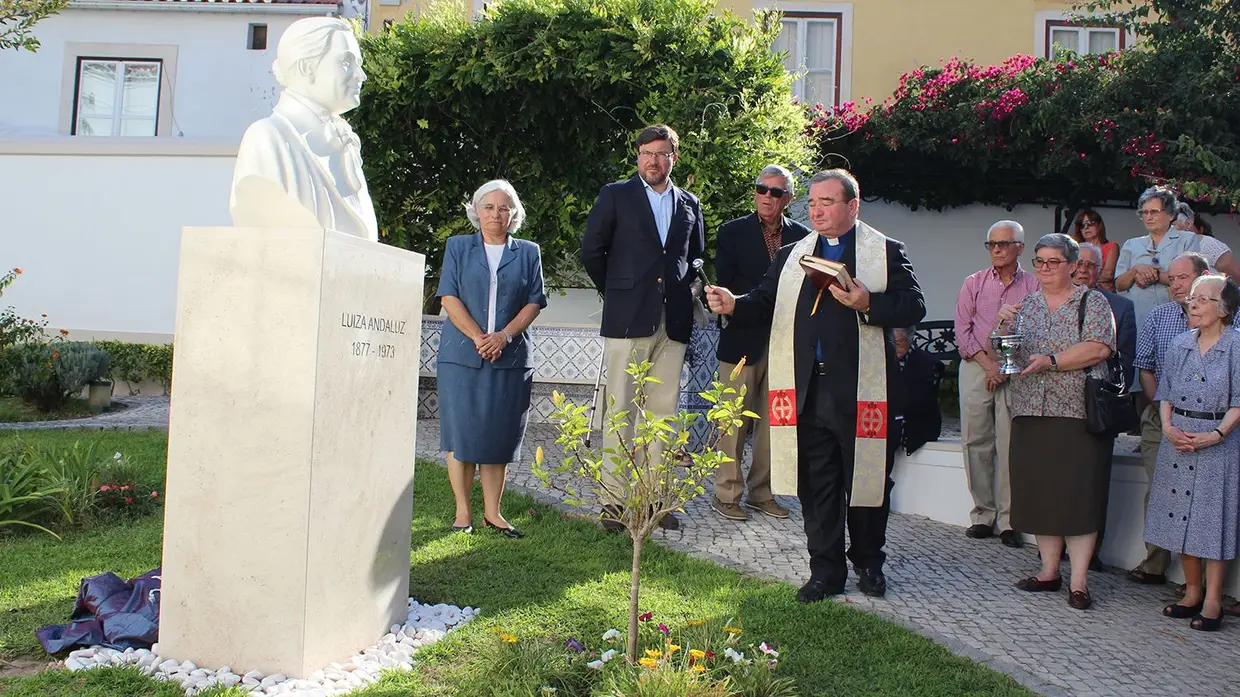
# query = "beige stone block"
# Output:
<box><xmin>158</xmin><ymin>227</ymin><xmax>425</xmax><ymax>678</ymax></box>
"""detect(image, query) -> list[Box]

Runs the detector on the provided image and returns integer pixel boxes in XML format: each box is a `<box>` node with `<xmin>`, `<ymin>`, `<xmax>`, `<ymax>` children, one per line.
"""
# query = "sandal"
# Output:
<box><xmin>1190</xmin><ymin>613</ymin><xmax>1223</xmax><ymax>632</ymax></box>
<box><xmin>1163</xmin><ymin>601</ymin><xmax>1204</xmax><ymax>619</ymax></box>
<box><xmin>1223</xmin><ymin>598</ymin><xmax>1240</xmax><ymax>617</ymax></box>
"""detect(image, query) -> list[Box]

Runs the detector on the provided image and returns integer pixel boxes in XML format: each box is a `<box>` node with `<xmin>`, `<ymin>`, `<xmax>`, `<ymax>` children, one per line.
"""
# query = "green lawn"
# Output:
<box><xmin>0</xmin><ymin>429</ymin><xmax>1034</xmax><ymax>697</ymax></box>
<box><xmin>0</xmin><ymin>397</ymin><xmax>97</xmax><ymax>423</ymax></box>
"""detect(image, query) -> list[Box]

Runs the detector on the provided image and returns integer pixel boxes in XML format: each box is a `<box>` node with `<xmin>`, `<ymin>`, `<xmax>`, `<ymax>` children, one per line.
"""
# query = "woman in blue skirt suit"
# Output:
<box><xmin>436</xmin><ymin>180</ymin><xmax>546</xmax><ymax>538</ymax></box>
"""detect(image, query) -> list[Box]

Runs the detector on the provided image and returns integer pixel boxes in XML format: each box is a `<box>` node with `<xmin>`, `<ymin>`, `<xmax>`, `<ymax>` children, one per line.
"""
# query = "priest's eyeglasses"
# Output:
<box><xmin>1032</xmin><ymin>257</ymin><xmax>1068</xmax><ymax>269</ymax></box>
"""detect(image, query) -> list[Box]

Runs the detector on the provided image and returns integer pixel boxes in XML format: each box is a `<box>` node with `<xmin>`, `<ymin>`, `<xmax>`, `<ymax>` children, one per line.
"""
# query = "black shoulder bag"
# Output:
<box><xmin>1078</xmin><ymin>290</ymin><xmax>1140</xmax><ymax>436</ymax></box>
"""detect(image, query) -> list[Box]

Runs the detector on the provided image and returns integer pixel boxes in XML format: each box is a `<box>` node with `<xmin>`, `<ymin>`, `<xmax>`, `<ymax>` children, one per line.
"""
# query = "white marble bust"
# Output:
<box><xmin>230</xmin><ymin>18</ymin><xmax>379</xmax><ymax>241</ymax></box>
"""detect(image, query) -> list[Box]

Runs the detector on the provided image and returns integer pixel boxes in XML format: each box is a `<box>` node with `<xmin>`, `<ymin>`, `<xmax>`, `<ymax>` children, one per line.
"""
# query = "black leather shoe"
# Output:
<box><xmin>482</xmin><ymin>518</ymin><xmax>524</xmax><ymax>539</ymax></box>
<box><xmin>965</xmin><ymin>524</ymin><xmax>994</xmax><ymax>539</ymax></box>
<box><xmin>856</xmin><ymin>568</ymin><xmax>887</xmax><ymax>597</ymax></box>
<box><xmin>1127</xmin><ymin>568</ymin><xmax>1167</xmax><ymax>585</ymax></box>
<box><xmin>798</xmin><ymin>578</ymin><xmax>845</xmax><ymax>604</ymax></box>
<box><xmin>999</xmin><ymin>530</ymin><xmax>1024</xmax><ymax>548</ymax></box>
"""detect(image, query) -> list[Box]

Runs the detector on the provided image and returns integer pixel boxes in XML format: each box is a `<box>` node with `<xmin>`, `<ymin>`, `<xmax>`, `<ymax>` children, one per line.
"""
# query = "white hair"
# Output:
<box><xmin>272</xmin><ymin>18</ymin><xmax>354</xmax><ymax>88</ymax></box>
<box><xmin>1078</xmin><ymin>242</ymin><xmax>1102</xmax><ymax>263</ymax></box>
<box><xmin>464</xmin><ymin>179</ymin><xmax>526</xmax><ymax>235</ymax></box>
<box><xmin>755</xmin><ymin>164</ymin><xmax>795</xmax><ymax>197</ymax></box>
<box><xmin>988</xmin><ymin>219</ymin><xmax>1025</xmax><ymax>243</ymax></box>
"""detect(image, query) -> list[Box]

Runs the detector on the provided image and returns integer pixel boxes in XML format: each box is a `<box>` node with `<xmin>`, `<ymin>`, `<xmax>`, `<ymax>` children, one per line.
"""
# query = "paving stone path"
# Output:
<box><xmin>0</xmin><ymin>396</ymin><xmax>170</xmax><ymax>431</ymax></box>
<box><xmin>8</xmin><ymin>400</ymin><xmax>1234</xmax><ymax>696</ymax></box>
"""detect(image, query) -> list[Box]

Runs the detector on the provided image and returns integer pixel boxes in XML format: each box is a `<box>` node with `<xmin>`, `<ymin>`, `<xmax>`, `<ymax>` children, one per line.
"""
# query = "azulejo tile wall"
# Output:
<box><xmin>417</xmin><ymin>318</ymin><xmax>722</xmax><ymax>447</ymax></box>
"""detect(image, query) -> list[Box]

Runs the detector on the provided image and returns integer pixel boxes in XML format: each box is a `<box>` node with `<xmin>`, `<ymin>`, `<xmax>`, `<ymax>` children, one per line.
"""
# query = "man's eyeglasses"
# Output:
<box><xmin>984</xmin><ymin>240</ymin><xmax>1020</xmax><ymax>250</ymax></box>
<box><xmin>1077</xmin><ymin>260</ymin><xmax>1099</xmax><ymax>270</ymax></box>
<box><xmin>1032</xmin><ymin>257</ymin><xmax>1069</xmax><ymax>269</ymax></box>
<box><xmin>1187</xmin><ymin>294</ymin><xmax>1221</xmax><ymax>304</ymax></box>
<box><xmin>638</xmin><ymin>150</ymin><xmax>675</xmax><ymax>162</ymax></box>
<box><xmin>1137</xmin><ymin>208</ymin><xmax>1165</xmax><ymax>218</ymax></box>
<box><xmin>755</xmin><ymin>184</ymin><xmax>789</xmax><ymax>198</ymax></box>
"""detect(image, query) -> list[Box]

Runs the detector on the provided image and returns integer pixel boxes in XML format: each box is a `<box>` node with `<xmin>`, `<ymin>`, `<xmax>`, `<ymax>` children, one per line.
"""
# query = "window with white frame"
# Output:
<box><xmin>772</xmin><ymin>12</ymin><xmax>842</xmax><ymax>107</ymax></box>
<box><xmin>1044</xmin><ymin>21</ymin><xmax>1125</xmax><ymax>59</ymax></box>
<box><xmin>72</xmin><ymin>58</ymin><xmax>162</xmax><ymax>136</ymax></box>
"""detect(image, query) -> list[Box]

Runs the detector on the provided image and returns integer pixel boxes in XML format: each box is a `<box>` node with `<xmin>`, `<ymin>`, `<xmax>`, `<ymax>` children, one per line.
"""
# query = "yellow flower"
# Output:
<box><xmin>686</xmin><ymin>619</ymin><xmax>705</xmax><ymax>627</ymax></box>
<box><xmin>645</xmin><ymin>649</ymin><xmax>663</xmax><ymax>659</ymax></box>
<box><xmin>689</xmin><ymin>649</ymin><xmax>706</xmax><ymax>659</ymax></box>
<box><xmin>665</xmin><ymin>644</ymin><xmax>681</xmax><ymax>654</ymax></box>
<box><xmin>729</xmin><ymin>356</ymin><xmax>747</xmax><ymax>382</ymax></box>
<box><xmin>500</xmin><ymin>633</ymin><xmax>518</xmax><ymax>643</ymax></box>
<box><xmin>693</xmin><ymin>664</ymin><xmax>706</xmax><ymax>673</ymax></box>
<box><xmin>639</xmin><ymin>657</ymin><xmax>658</xmax><ymax>669</ymax></box>
<box><xmin>535</xmin><ymin>446</ymin><xmax>545</xmax><ymax>466</ymax></box>
<box><xmin>723</xmin><ymin>627</ymin><xmax>743</xmax><ymax>635</ymax></box>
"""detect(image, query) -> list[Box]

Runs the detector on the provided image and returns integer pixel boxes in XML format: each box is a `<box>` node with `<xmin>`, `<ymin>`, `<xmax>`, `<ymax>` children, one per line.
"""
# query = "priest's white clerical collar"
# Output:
<box><xmin>825</xmin><ymin>237</ymin><xmax>842</xmax><ymax>246</ymax></box>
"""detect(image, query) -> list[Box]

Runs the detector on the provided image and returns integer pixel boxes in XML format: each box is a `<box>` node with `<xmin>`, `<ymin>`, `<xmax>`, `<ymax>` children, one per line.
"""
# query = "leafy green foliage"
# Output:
<box><xmin>354</xmin><ymin>0</ymin><xmax>812</xmax><ymax>290</ymax></box>
<box><xmin>10</xmin><ymin>342</ymin><xmax>109</xmax><ymax>412</ymax></box>
<box><xmin>809</xmin><ymin>0</ymin><xmax>1240</xmax><ymax>216</ymax></box>
<box><xmin>92</xmin><ymin>341</ymin><xmax>174</xmax><ymax>396</ymax></box>
<box><xmin>533</xmin><ymin>357</ymin><xmax>758</xmax><ymax>662</ymax></box>
<box><xmin>0</xmin><ymin>0</ymin><xmax>68</xmax><ymax>53</ymax></box>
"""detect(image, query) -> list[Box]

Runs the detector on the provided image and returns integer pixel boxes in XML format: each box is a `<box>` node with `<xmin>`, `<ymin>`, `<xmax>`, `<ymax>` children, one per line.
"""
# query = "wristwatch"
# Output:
<box><xmin>1048</xmin><ymin>354</ymin><xmax>1058</xmax><ymax>371</ymax></box>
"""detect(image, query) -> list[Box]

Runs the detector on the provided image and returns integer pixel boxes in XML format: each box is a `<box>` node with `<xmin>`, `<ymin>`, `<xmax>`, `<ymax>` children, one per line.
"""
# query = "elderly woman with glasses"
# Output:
<box><xmin>1115</xmin><ymin>186</ymin><xmax>1201</xmax><ymax>331</ymax></box>
<box><xmin>1070</xmin><ymin>210</ymin><xmax>1117</xmax><ymax>291</ymax></box>
<box><xmin>996</xmin><ymin>233</ymin><xmax>1116</xmax><ymax>610</ymax></box>
<box><xmin>1145</xmin><ymin>274</ymin><xmax>1240</xmax><ymax>632</ymax></box>
<box><xmin>435</xmin><ymin>179</ymin><xmax>547</xmax><ymax>539</ymax></box>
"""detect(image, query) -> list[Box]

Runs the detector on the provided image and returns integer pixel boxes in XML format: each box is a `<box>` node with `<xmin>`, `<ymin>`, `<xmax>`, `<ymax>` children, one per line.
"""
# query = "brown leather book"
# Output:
<box><xmin>799</xmin><ymin>255</ymin><xmax>853</xmax><ymax>292</ymax></box>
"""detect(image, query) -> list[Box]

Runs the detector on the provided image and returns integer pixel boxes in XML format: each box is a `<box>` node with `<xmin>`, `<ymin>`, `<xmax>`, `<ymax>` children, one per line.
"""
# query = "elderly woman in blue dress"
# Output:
<box><xmin>436</xmin><ymin>179</ymin><xmax>546</xmax><ymax>538</ymax></box>
<box><xmin>1146</xmin><ymin>273</ymin><xmax>1240</xmax><ymax>632</ymax></box>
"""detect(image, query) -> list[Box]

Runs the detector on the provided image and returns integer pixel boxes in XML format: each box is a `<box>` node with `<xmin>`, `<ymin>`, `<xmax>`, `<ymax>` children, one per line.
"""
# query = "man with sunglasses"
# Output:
<box><xmin>709</xmin><ymin>165</ymin><xmax>813</xmax><ymax>523</ymax></box>
<box><xmin>953</xmin><ymin>221</ymin><xmax>1039</xmax><ymax>548</ymax></box>
<box><xmin>580</xmin><ymin>123</ymin><xmax>706</xmax><ymax>532</ymax></box>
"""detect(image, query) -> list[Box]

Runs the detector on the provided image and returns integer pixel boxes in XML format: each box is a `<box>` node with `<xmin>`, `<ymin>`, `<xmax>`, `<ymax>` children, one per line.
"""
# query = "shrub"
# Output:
<box><xmin>93</xmin><ymin>341</ymin><xmax>174</xmax><ymax>396</ymax></box>
<box><xmin>11</xmin><ymin>341</ymin><xmax>109</xmax><ymax>411</ymax></box>
<box><xmin>355</xmin><ymin>0</ymin><xmax>812</xmax><ymax>295</ymax></box>
<box><xmin>0</xmin><ymin>267</ymin><xmax>51</xmax><ymax>395</ymax></box>
<box><xmin>0</xmin><ymin>439</ymin><xmax>67</xmax><ymax>538</ymax></box>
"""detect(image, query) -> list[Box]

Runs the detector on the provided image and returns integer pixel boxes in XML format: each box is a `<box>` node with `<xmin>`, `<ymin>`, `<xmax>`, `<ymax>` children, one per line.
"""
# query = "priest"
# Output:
<box><xmin>705</xmin><ymin>169</ymin><xmax>925</xmax><ymax>602</ymax></box>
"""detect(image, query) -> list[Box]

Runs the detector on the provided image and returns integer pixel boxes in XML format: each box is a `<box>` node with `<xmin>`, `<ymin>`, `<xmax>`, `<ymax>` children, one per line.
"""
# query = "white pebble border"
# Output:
<box><xmin>62</xmin><ymin>598</ymin><xmax>477</xmax><ymax>696</ymax></box>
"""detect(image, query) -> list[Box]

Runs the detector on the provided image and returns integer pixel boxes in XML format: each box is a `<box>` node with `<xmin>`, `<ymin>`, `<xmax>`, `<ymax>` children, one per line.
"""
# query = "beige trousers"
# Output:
<box><xmin>959</xmin><ymin>358</ymin><xmax>1014</xmax><ymax>531</ymax></box>
<box><xmin>713</xmin><ymin>354</ymin><xmax>774</xmax><ymax>505</ymax></box>
<box><xmin>1137</xmin><ymin>403</ymin><xmax>1172</xmax><ymax>574</ymax></box>
<box><xmin>600</xmin><ymin>316</ymin><xmax>687</xmax><ymax>496</ymax></box>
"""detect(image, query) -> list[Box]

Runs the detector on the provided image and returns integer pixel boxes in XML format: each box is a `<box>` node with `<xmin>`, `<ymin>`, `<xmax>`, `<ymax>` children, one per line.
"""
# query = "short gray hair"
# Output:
<box><xmin>809</xmin><ymin>168</ymin><xmax>860</xmax><ymax>201</ymax></box>
<box><xmin>1190</xmin><ymin>274</ymin><xmax>1237</xmax><ymax>325</ymax></box>
<box><xmin>893</xmin><ymin>326</ymin><xmax>916</xmax><ymax>340</ymax></box>
<box><xmin>1033</xmin><ymin>233</ymin><xmax>1079</xmax><ymax>263</ymax></box>
<box><xmin>464</xmin><ymin>179</ymin><xmax>526</xmax><ymax>235</ymax></box>
<box><xmin>1175</xmin><ymin>201</ymin><xmax>1195</xmax><ymax>224</ymax></box>
<box><xmin>1173</xmin><ymin>251</ymin><xmax>1210</xmax><ymax>276</ymax></box>
<box><xmin>1137</xmin><ymin>186</ymin><xmax>1178</xmax><ymax>217</ymax></box>
<box><xmin>987</xmin><ymin>219</ymin><xmax>1025</xmax><ymax>243</ymax></box>
<box><xmin>1078</xmin><ymin>242</ymin><xmax>1102</xmax><ymax>263</ymax></box>
<box><xmin>755</xmin><ymin>164</ymin><xmax>795</xmax><ymax>197</ymax></box>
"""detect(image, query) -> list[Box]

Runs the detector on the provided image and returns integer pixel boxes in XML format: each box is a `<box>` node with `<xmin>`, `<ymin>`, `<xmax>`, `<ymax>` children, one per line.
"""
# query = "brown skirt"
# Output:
<box><xmin>1009</xmin><ymin>416</ymin><xmax>1112</xmax><ymax>536</ymax></box>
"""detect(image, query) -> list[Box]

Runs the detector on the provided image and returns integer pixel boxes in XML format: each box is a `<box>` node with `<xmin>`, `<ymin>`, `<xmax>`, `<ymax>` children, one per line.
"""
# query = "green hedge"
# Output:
<box><xmin>90</xmin><ymin>342</ymin><xmax>173</xmax><ymax>396</ymax></box>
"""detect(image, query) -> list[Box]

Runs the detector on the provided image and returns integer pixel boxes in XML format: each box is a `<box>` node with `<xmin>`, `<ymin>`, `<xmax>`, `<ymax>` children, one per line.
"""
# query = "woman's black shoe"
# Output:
<box><xmin>1190</xmin><ymin>613</ymin><xmax>1223</xmax><ymax>632</ymax></box>
<box><xmin>1163</xmin><ymin>601</ymin><xmax>1204</xmax><ymax>619</ymax></box>
<box><xmin>483</xmin><ymin>518</ymin><xmax>524</xmax><ymax>538</ymax></box>
<box><xmin>451</xmin><ymin>524</ymin><xmax>473</xmax><ymax>534</ymax></box>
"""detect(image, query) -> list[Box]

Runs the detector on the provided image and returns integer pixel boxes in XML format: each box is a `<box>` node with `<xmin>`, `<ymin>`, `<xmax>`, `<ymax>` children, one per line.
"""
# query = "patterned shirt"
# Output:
<box><xmin>1011</xmin><ymin>286</ymin><xmax>1117</xmax><ymax>419</ymax></box>
<box><xmin>761</xmin><ymin>218</ymin><xmax>781</xmax><ymax>261</ymax></box>
<box><xmin>1115</xmin><ymin>228</ymin><xmax>1200</xmax><ymax>331</ymax></box>
<box><xmin>954</xmin><ymin>265</ymin><xmax>1040</xmax><ymax>359</ymax></box>
<box><xmin>1199</xmin><ymin>235</ymin><xmax>1231</xmax><ymax>268</ymax></box>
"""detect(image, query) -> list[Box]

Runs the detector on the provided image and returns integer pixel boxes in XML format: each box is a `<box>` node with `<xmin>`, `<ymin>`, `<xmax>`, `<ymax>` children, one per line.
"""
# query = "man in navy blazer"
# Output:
<box><xmin>711</xmin><ymin>164</ymin><xmax>812</xmax><ymax>523</ymax></box>
<box><xmin>580</xmin><ymin>124</ymin><xmax>707</xmax><ymax>532</ymax></box>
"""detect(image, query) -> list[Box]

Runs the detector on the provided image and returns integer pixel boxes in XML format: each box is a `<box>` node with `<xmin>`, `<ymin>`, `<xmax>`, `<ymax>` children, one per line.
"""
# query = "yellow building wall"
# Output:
<box><xmin>370</xmin><ymin>0</ymin><xmax>459</xmax><ymax>31</ymax></box>
<box><xmin>717</xmin><ymin>0</ymin><xmax>1078</xmax><ymax>103</ymax></box>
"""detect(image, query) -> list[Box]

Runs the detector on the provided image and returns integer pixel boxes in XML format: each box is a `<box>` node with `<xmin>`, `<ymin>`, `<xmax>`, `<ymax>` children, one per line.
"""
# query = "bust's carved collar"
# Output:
<box><xmin>274</xmin><ymin>90</ymin><xmax>335</xmax><ymax>134</ymax></box>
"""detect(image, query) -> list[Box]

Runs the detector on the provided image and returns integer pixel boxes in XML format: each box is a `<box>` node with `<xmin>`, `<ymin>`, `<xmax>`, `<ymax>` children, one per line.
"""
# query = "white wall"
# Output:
<box><xmin>0</xmin><ymin>8</ymin><xmax>328</xmax><ymax>141</ymax></box>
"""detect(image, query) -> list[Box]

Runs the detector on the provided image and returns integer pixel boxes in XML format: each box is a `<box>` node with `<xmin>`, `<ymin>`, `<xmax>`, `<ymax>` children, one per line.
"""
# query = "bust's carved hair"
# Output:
<box><xmin>273</xmin><ymin>18</ymin><xmax>354</xmax><ymax>88</ymax></box>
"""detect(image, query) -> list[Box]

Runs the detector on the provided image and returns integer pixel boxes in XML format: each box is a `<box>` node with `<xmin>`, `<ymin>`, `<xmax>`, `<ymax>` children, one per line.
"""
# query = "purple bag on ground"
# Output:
<box><xmin>37</xmin><ymin>568</ymin><xmax>161</xmax><ymax>654</ymax></box>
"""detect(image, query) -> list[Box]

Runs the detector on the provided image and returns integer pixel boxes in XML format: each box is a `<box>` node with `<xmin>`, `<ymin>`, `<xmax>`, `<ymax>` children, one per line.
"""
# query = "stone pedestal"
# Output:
<box><xmin>158</xmin><ymin>227</ymin><xmax>425</xmax><ymax>678</ymax></box>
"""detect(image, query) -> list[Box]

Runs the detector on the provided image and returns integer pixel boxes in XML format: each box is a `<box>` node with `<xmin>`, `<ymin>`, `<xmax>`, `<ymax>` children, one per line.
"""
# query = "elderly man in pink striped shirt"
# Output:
<box><xmin>954</xmin><ymin>220</ymin><xmax>1040</xmax><ymax>548</ymax></box>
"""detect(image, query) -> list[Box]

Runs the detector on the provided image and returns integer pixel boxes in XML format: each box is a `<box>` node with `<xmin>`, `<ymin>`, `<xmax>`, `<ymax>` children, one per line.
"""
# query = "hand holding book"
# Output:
<box><xmin>800</xmin><ymin>255</ymin><xmax>855</xmax><ymax>314</ymax></box>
